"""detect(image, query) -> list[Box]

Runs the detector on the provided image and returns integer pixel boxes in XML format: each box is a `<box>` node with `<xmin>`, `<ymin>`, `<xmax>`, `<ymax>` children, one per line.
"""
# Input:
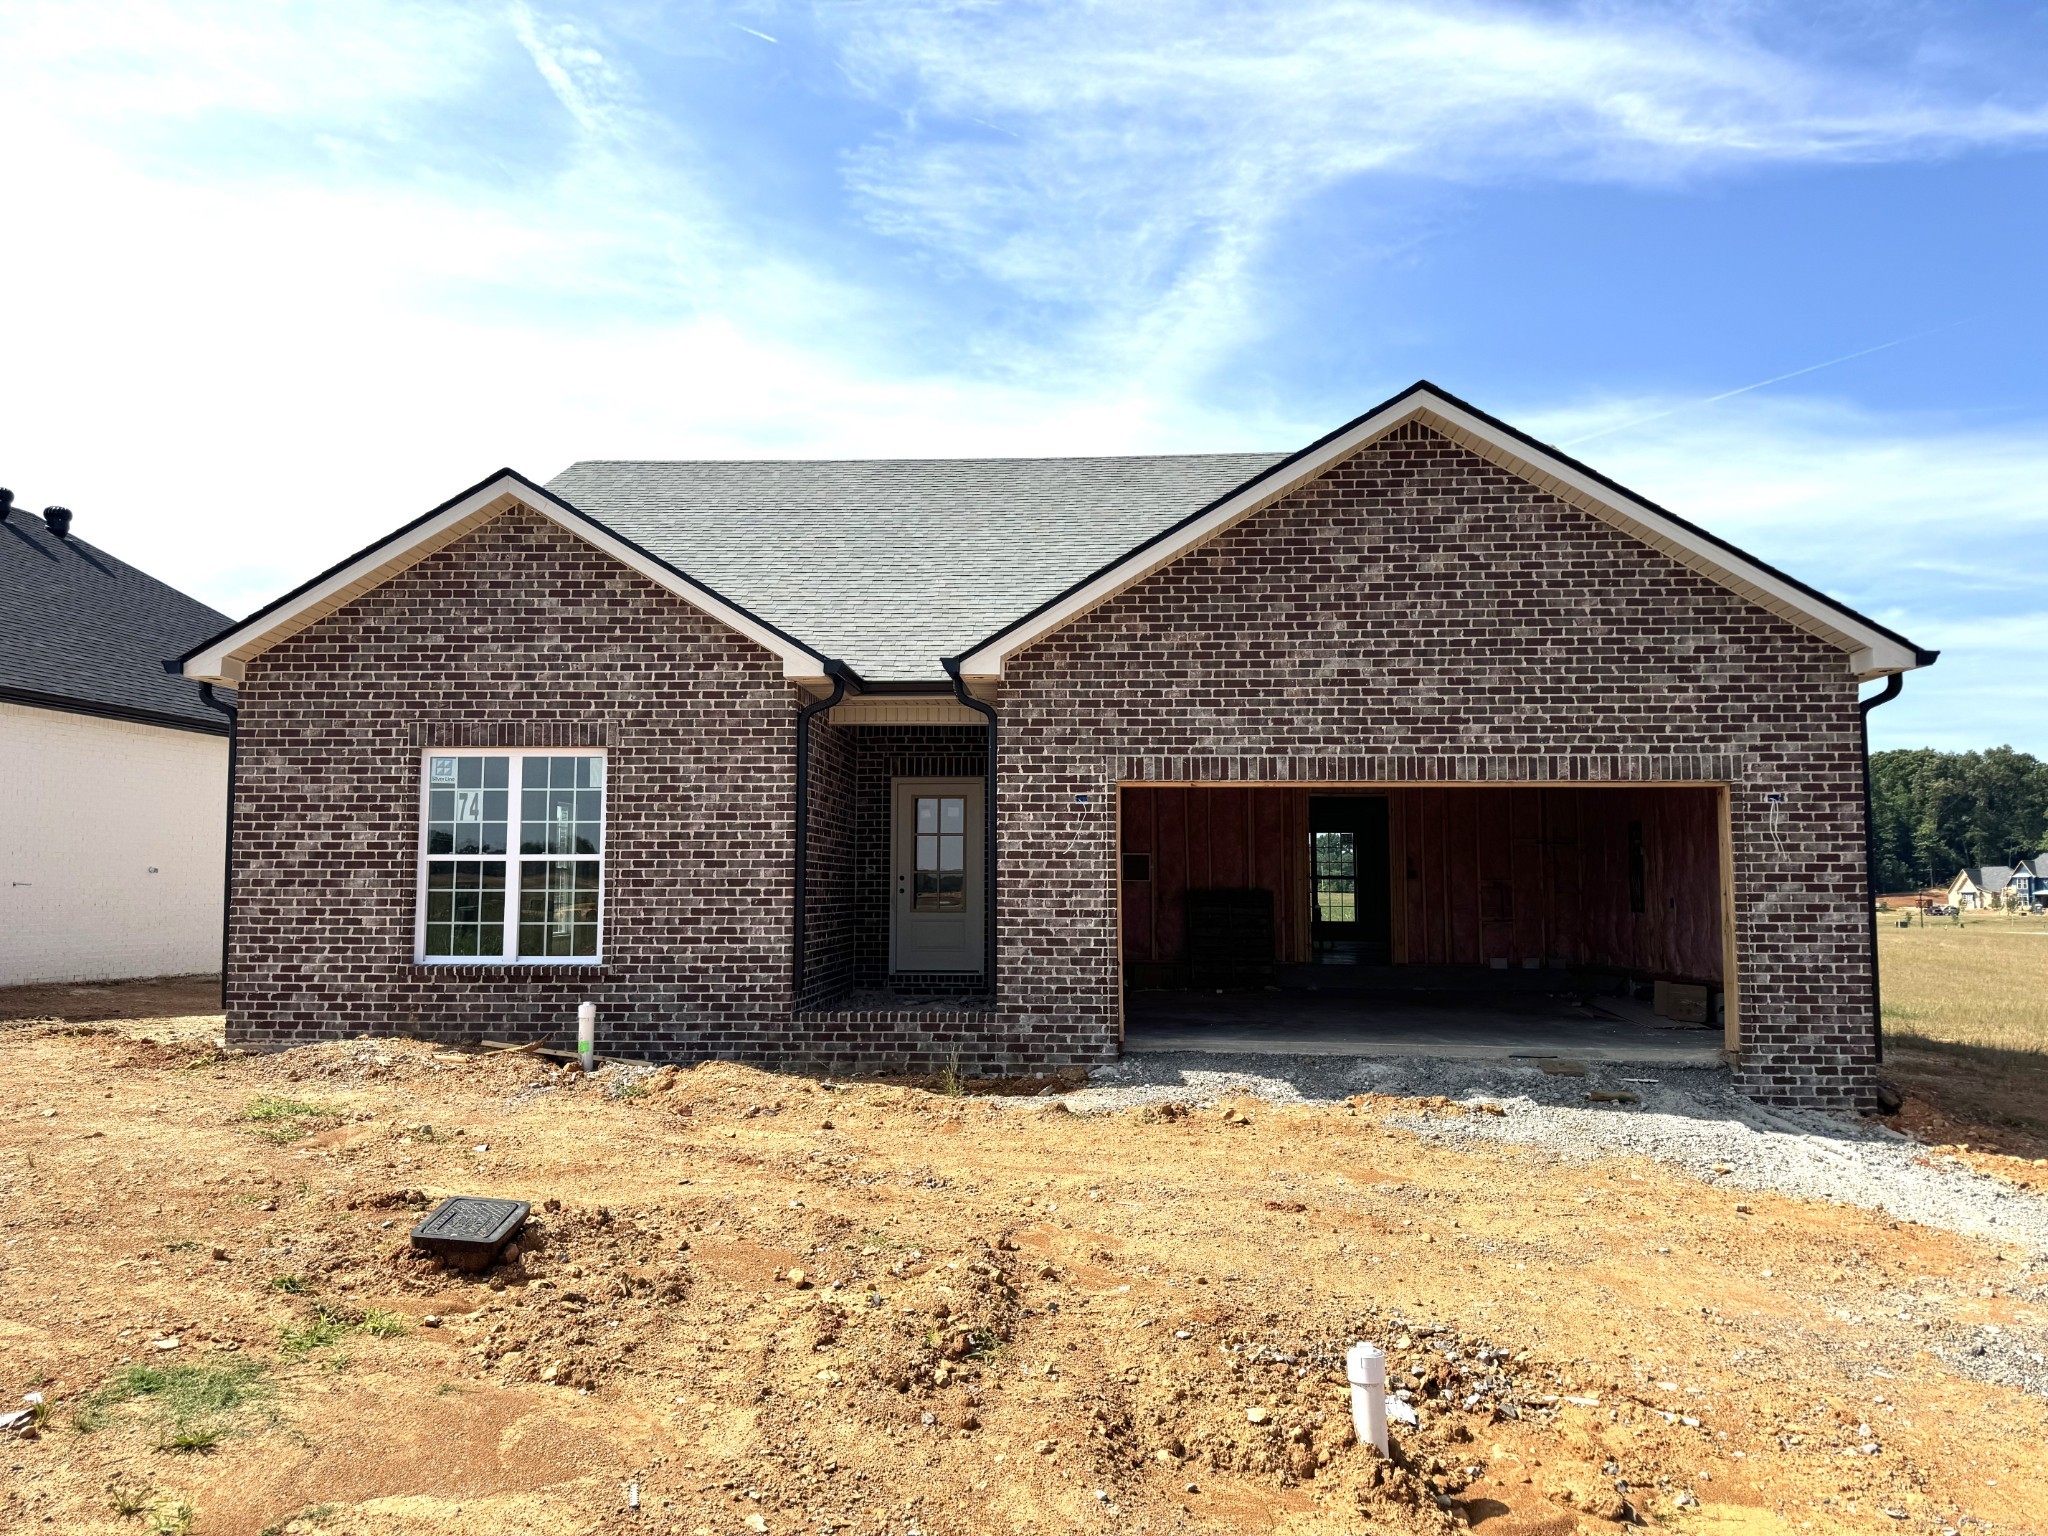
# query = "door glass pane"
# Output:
<box><xmin>911</xmin><ymin>794</ymin><xmax>967</xmax><ymax>912</ymax></box>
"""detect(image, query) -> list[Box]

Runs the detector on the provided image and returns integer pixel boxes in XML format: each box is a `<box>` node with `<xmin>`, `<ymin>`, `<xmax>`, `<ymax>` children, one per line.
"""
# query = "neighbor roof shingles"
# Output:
<box><xmin>545</xmin><ymin>454</ymin><xmax>1287</xmax><ymax>679</ymax></box>
<box><xmin>0</xmin><ymin>509</ymin><xmax>232</xmax><ymax>730</ymax></box>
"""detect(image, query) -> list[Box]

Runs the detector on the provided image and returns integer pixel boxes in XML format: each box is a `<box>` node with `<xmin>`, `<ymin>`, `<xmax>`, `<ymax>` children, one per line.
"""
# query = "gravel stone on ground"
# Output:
<box><xmin>1061</xmin><ymin>1052</ymin><xmax>2048</xmax><ymax>1260</ymax></box>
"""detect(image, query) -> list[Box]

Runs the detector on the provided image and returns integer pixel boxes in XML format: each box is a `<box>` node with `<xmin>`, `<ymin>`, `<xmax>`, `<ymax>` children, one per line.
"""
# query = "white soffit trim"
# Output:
<box><xmin>953</xmin><ymin>389</ymin><xmax>1924</xmax><ymax>683</ymax></box>
<box><xmin>180</xmin><ymin>474</ymin><xmax>831</xmax><ymax>686</ymax></box>
<box><xmin>827</xmin><ymin>694</ymin><xmax>985</xmax><ymax>727</ymax></box>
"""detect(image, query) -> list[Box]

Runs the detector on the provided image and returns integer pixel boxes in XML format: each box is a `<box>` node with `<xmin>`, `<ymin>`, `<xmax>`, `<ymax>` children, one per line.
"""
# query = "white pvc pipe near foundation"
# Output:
<box><xmin>1348</xmin><ymin>1342</ymin><xmax>1389</xmax><ymax>1456</ymax></box>
<box><xmin>578</xmin><ymin>1001</ymin><xmax>596</xmax><ymax>1072</ymax></box>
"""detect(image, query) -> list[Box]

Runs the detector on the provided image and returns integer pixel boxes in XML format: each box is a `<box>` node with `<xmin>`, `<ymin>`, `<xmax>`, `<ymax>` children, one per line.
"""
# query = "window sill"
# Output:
<box><xmin>406</xmin><ymin>961</ymin><xmax>606</xmax><ymax>978</ymax></box>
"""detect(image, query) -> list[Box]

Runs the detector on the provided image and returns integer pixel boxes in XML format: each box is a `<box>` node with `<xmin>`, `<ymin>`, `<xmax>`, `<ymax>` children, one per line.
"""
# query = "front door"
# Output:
<box><xmin>890</xmin><ymin>778</ymin><xmax>985</xmax><ymax>975</ymax></box>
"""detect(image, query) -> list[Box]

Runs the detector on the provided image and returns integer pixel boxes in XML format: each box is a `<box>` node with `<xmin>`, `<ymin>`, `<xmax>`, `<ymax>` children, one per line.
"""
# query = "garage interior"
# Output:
<box><xmin>1118</xmin><ymin>785</ymin><xmax>1732</xmax><ymax>1064</ymax></box>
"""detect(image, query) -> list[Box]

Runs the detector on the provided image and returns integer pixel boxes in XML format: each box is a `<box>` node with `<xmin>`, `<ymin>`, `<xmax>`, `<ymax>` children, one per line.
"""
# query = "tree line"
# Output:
<box><xmin>1869</xmin><ymin>746</ymin><xmax>2048</xmax><ymax>893</ymax></box>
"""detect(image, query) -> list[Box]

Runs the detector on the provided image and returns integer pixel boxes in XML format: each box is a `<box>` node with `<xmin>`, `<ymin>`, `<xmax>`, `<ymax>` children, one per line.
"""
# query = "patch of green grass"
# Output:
<box><xmin>165</xmin><ymin>1239</ymin><xmax>204</xmax><ymax>1254</ymax></box>
<box><xmin>278</xmin><ymin>1309</ymin><xmax>353</xmax><ymax>1356</ymax></box>
<box><xmin>240</xmin><ymin>1095</ymin><xmax>336</xmax><ymax>1144</ymax></box>
<box><xmin>83</xmin><ymin>1360</ymin><xmax>271</xmax><ymax>1452</ymax></box>
<box><xmin>147</xmin><ymin>1499</ymin><xmax>196</xmax><ymax>1536</ymax></box>
<box><xmin>963</xmin><ymin>1329</ymin><xmax>1006</xmax><ymax>1362</ymax></box>
<box><xmin>938</xmin><ymin>1047</ymin><xmax>965</xmax><ymax>1098</ymax></box>
<box><xmin>107</xmin><ymin>1481</ymin><xmax>150</xmax><ymax>1517</ymax></box>
<box><xmin>280</xmin><ymin>1303</ymin><xmax>410</xmax><ymax>1358</ymax></box>
<box><xmin>434</xmin><ymin>1382</ymin><xmax>467</xmax><ymax>1396</ymax></box>
<box><xmin>268</xmin><ymin>1274</ymin><xmax>310</xmax><ymax>1294</ymax></box>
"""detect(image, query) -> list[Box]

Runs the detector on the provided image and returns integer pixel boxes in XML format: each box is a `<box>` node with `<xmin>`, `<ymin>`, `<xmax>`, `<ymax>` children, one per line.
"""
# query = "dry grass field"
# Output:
<box><xmin>1878</xmin><ymin>908</ymin><xmax>2048</xmax><ymax>1153</ymax></box>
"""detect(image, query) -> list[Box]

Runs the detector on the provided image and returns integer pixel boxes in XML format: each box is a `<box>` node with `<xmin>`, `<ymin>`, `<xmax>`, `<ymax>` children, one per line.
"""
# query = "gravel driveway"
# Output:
<box><xmin>1061</xmin><ymin>1051</ymin><xmax>2048</xmax><ymax>1261</ymax></box>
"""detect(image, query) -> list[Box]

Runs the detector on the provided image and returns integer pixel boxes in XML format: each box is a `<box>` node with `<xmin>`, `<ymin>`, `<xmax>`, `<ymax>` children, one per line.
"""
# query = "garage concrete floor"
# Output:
<box><xmin>1121</xmin><ymin>988</ymin><xmax>1726</xmax><ymax>1065</ymax></box>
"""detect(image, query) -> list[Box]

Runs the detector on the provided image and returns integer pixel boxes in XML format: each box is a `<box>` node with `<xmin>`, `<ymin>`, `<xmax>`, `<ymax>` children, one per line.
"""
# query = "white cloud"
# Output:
<box><xmin>1527</xmin><ymin>393</ymin><xmax>2048</xmax><ymax>751</ymax></box>
<box><xmin>0</xmin><ymin>0</ymin><xmax>1244</xmax><ymax>617</ymax></box>
<box><xmin>0</xmin><ymin>0</ymin><xmax>2041</xmax><ymax>755</ymax></box>
<box><xmin>0</xmin><ymin>0</ymin><xmax>499</xmax><ymax>126</ymax></box>
<box><xmin>829</xmin><ymin>0</ymin><xmax>2048</xmax><ymax>374</ymax></box>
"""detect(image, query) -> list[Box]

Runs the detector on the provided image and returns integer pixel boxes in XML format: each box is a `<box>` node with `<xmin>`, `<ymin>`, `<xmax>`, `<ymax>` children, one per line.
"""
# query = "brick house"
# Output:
<box><xmin>177</xmin><ymin>383</ymin><xmax>1934</xmax><ymax>1109</ymax></box>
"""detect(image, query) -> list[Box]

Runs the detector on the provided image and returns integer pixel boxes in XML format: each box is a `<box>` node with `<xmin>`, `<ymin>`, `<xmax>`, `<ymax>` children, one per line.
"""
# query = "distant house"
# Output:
<box><xmin>0</xmin><ymin>494</ymin><xmax>231</xmax><ymax>985</ymax></box>
<box><xmin>1948</xmin><ymin>864</ymin><xmax>2022</xmax><ymax>910</ymax></box>
<box><xmin>2008</xmin><ymin>856</ymin><xmax>2048</xmax><ymax>911</ymax></box>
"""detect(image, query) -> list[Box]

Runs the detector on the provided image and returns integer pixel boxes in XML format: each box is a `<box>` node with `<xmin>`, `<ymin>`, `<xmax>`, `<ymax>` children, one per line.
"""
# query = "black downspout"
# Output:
<box><xmin>197</xmin><ymin>683</ymin><xmax>238</xmax><ymax>1010</ymax></box>
<box><xmin>793</xmin><ymin>661</ymin><xmax>858</xmax><ymax>1008</ymax></box>
<box><xmin>1858</xmin><ymin>672</ymin><xmax>1904</xmax><ymax>1067</ymax></box>
<box><xmin>942</xmin><ymin>659</ymin><xmax>998</xmax><ymax>999</ymax></box>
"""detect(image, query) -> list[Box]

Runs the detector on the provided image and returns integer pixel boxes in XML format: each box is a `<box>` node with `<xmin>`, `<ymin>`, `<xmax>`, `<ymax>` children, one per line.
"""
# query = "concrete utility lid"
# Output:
<box><xmin>410</xmin><ymin>1196</ymin><xmax>530</xmax><ymax>1271</ymax></box>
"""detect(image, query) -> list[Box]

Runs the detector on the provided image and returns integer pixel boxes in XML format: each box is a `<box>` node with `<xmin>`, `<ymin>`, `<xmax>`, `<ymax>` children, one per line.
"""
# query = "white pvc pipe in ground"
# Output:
<box><xmin>1348</xmin><ymin>1342</ymin><xmax>1389</xmax><ymax>1456</ymax></box>
<box><xmin>578</xmin><ymin>1001</ymin><xmax>596</xmax><ymax>1072</ymax></box>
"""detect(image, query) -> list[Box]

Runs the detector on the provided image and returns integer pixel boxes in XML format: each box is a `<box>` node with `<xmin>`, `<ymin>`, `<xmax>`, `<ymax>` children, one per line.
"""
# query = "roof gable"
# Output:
<box><xmin>179</xmin><ymin>471</ymin><xmax>831</xmax><ymax>687</ymax></box>
<box><xmin>949</xmin><ymin>382</ymin><xmax>1935</xmax><ymax>684</ymax></box>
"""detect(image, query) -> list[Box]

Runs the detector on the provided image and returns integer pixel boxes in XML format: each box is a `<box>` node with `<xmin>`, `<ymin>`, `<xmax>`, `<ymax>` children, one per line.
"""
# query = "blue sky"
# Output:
<box><xmin>2</xmin><ymin>0</ymin><xmax>2044</xmax><ymax>751</ymax></box>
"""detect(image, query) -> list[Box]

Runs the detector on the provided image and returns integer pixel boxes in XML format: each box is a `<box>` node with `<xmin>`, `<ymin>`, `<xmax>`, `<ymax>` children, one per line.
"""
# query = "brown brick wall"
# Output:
<box><xmin>991</xmin><ymin>422</ymin><xmax>1877</xmax><ymax>1108</ymax></box>
<box><xmin>228</xmin><ymin>506</ymin><xmax>809</xmax><ymax>1060</ymax></box>
<box><xmin>799</xmin><ymin>715</ymin><xmax>858</xmax><ymax>1008</ymax></box>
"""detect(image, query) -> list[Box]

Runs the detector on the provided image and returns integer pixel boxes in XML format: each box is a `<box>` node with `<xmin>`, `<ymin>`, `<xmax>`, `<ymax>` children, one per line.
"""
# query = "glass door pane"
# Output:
<box><xmin>914</xmin><ymin>796</ymin><xmax>967</xmax><ymax>911</ymax></box>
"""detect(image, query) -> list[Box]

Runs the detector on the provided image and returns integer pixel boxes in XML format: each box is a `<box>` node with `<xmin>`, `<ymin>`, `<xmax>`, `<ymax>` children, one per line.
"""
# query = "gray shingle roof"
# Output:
<box><xmin>1</xmin><ymin>506</ymin><xmax>232</xmax><ymax>731</ymax></box>
<box><xmin>545</xmin><ymin>454</ymin><xmax>1288</xmax><ymax>679</ymax></box>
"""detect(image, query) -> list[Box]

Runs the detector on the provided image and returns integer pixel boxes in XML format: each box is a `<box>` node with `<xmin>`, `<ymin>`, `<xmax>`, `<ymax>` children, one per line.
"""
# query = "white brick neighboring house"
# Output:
<box><xmin>0</xmin><ymin>495</ymin><xmax>231</xmax><ymax>985</ymax></box>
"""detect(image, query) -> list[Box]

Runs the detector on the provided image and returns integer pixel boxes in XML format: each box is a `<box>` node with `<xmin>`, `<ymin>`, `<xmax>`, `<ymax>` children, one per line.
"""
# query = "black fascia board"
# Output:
<box><xmin>0</xmin><ymin>684</ymin><xmax>232</xmax><ymax>737</ymax></box>
<box><xmin>950</xmin><ymin>379</ymin><xmax>1939</xmax><ymax>671</ymax></box>
<box><xmin>174</xmin><ymin>467</ymin><xmax>832</xmax><ymax>671</ymax></box>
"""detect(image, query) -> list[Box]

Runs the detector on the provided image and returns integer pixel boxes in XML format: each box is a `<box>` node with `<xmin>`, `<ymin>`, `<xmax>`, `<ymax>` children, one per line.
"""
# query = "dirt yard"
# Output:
<box><xmin>2</xmin><ymin>978</ymin><xmax>2045</xmax><ymax>1536</ymax></box>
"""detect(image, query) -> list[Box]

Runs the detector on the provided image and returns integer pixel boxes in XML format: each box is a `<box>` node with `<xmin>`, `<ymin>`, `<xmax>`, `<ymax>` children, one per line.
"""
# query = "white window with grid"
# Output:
<box><xmin>415</xmin><ymin>750</ymin><xmax>607</xmax><ymax>964</ymax></box>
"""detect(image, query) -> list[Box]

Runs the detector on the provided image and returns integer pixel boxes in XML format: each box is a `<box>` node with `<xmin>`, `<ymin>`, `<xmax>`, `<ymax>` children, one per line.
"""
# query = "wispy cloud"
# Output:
<box><xmin>1536</xmin><ymin>394</ymin><xmax>2048</xmax><ymax>750</ymax></box>
<box><xmin>1558</xmin><ymin>323</ymin><xmax>1971</xmax><ymax>447</ymax></box>
<box><xmin>0</xmin><ymin>0</ymin><xmax>2041</xmax><ymax>751</ymax></box>
<box><xmin>828</xmin><ymin>1</ymin><xmax>2048</xmax><ymax>374</ymax></box>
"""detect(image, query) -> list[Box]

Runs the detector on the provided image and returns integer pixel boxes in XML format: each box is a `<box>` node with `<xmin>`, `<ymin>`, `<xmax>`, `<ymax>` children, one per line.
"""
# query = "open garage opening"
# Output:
<box><xmin>1117</xmin><ymin>784</ymin><xmax>1734</xmax><ymax>1066</ymax></box>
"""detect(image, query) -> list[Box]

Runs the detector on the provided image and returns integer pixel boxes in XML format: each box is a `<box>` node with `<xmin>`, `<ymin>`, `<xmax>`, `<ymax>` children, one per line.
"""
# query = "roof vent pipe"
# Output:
<box><xmin>45</xmin><ymin>506</ymin><xmax>73</xmax><ymax>539</ymax></box>
<box><xmin>0</xmin><ymin>488</ymin><xmax>12</xmax><ymax>521</ymax></box>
